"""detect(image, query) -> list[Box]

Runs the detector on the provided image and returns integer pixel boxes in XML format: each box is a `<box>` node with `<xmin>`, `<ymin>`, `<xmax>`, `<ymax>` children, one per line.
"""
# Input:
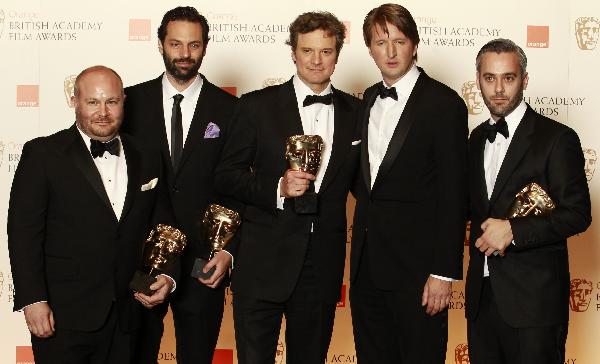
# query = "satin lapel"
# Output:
<box><xmin>277</xmin><ymin>79</ymin><xmax>304</xmax><ymax>138</ymax></box>
<box><xmin>489</xmin><ymin>107</ymin><xmax>535</xmax><ymax>205</ymax></box>
<box><xmin>177</xmin><ymin>76</ymin><xmax>212</xmax><ymax>175</ymax></box>
<box><xmin>320</xmin><ymin>88</ymin><xmax>353</xmax><ymax>192</ymax></box>
<box><xmin>120</xmin><ymin>135</ymin><xmax>141</xmax><ymax>223</ymax></box>
<box><xmin>145</xmin><ymin>76</ymin><xmax>173</xmax><ymax>182</ymax></box>
<box><xmin>371</xmin><ymin>73</ymin><xmax>426</xmax><ymax>191</ymax></box>
<box><xmin>361</xmin><ymin>85</ymin><xmax>379</xmax><ymax>193</ymax></box>
<box><xmin>67</xmin><ymin>126</ymin><xmax>115</xmax><ymax>218</ymax></box>
<box><xmin>471</xmin><ymin>126</ymin><xmax>490</xmax><ymax>211</ymax></box>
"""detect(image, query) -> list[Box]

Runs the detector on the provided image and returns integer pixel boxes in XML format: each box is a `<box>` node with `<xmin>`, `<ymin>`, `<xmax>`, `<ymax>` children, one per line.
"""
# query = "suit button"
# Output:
<box><xmin>173</xmin><ymin>187</ymin><xmax>179</xmax><ymax>193</ymax></box>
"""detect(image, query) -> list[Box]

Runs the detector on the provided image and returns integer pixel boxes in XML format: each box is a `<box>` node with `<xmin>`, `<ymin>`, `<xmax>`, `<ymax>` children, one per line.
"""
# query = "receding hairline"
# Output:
<box><xmin>73</xmin><ymin>65</ymin><xmax>123</xmax><ymax>97</ymax></box>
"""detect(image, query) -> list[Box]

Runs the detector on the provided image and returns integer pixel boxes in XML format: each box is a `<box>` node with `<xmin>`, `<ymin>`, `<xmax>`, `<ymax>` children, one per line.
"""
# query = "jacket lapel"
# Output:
<box><xmin>489</xmin><ymin>106</ymin><xmax>535</xmax><ymax>205</ymax></box>
<box><xmin>319</xmin><ymin>87</ymin><xmax>353</xmax><ymax>192</ymax></box>
<box><xmin>371</xmin><ymin>72</ymin><xmax>427</xmax><ymax>192</ymax></box>
<box><xmin>470</xmin><ymin>125</ymin><xmax>490</xmax><ymax>212</ymax></box>
<box><xmin>120</xmin><ymin>135</ymin><xmax>141</xmax><ymax>223</ymax></box>
<box><xmin>67</xmin><ymin>125</ymin><xmax>116</xmax><ymax>219</ymax></box>
<box><xmin>145</xmin><ymin>75</ymin><xmax>173</xmax><ymax>181</ymax></box>
<box><xmin>360</xmin><ymin>85</ymin><xmax>378</xmax><ymax>192</ymax></box>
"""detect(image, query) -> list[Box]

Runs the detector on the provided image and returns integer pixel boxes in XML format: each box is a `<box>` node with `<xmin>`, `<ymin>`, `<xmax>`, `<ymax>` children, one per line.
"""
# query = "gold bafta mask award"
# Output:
<box><xmin>129</xmin><ymin>224</ymin><xmax>187</xmax><ymax>295</ymax></box>
<box><xmin>191</xmin><ymin>204</ymin><xmax>241</xmax><ymax>279</ymax></box>
<box><xmin>285</xmin><ymin>135</ymin><xmax>324</xmax><ymax>214</ymax></box>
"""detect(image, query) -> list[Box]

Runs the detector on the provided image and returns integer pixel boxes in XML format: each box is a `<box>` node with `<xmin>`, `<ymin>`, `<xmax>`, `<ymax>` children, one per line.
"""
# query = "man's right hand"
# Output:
<box><xmin>280</xmin><ymin>169</ymin><xmax>316</xmax><ymax>198</ymax></box>
<box><xmin>24</xmin><ymin>302</ymin><xmax>55</xmax><ymax>338</ymax></box>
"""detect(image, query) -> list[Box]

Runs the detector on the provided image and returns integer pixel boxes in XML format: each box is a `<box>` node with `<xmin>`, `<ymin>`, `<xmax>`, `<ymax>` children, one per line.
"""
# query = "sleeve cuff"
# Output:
<box><xmin>276</xmin><ymin>177</ymin><xmax>285</xmax><ymax>210</ymax></box>
<box><xmin>158</xmin><ymin>274</ymin><xmax>176</xmax><ymax>293</ymax></box>
<box><xmin>430</xmin><ymin>274</ymin><xmax>457</xmax><ymax>282</ymax></box>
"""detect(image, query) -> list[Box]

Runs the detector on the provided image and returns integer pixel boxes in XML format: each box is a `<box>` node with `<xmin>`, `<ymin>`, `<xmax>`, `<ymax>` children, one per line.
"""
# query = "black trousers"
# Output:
<box><xmin>233</xmin><ymin>242</ymin><xmax>337</xmax><ymax>364</ymax></box>
<box><xmin>350</xmin><ymin>244</ymin><xmax>448</xmax><ymax>364</ymax></box>
<box><xmin>132</xmin><ymin>278</ymin><xmax>226</xmax><ymax>364</ymax></box>
<box><xmin>467</xmin><ymin>278</ymin><xmax>567</xmax><ymax>364</ymax></box>
<box><xmin>32</xmin><ymin>303</ymin><xmax>134</xmax><ymax>364</ymax></box>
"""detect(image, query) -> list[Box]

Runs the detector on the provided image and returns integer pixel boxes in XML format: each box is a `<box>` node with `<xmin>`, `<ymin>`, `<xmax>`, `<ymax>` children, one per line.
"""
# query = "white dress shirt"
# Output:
<box><xmin>276</xmin><ymin>75</ymin><xmax>335</xmax><ymax>209</ymax></box>
<box><xmin>162</xmin><ymin>73</ymin><xmax>203</xmax><ymax>152</ymax></box>
<box><xmin>482</xmin><ymin>101</ymin><xmax>526</xmax><ymax>277</ymax></box>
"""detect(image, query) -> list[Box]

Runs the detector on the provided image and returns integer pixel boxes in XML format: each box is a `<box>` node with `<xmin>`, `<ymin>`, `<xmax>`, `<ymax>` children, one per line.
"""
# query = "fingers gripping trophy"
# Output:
<box><xmin>130</xmin><ymin>224</ymin><xmax>187</xmax><ymax>296</ymax></box>
<box><xmin>191</xmin><ymin>204</ymin><xmax>241</xmax><ymax>279</ymax></box>
<box><xmin>285</xmin><ymin>135</ymin><xmax>324</xmax><ymax>214</ymax></box>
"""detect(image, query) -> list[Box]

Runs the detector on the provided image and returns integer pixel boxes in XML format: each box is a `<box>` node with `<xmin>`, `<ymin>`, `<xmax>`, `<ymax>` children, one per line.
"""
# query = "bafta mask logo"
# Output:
<box><xmin>461</xmin><ymin>81</ymin><xmax>484</xmax><ymax>115</ymax></box>
<box><xmin>583</xmin><ymin>148</ymin><xmax>597</xmax><ymax>181</ymax></box>
<box><xmin>455</xmin><ymin>343</ymin><xmax>470</xmax><ymax>364</ymax></box>
<box><xmin>570</xmin><ymin>278</ymin><xmax>593</xmax><ymax>312</ymax></box>
<box><xmin>0</xmin><ymin>9</ymin><xmax>5</xmax><ymax>39</ymax></box>
<box><xmin>575</xmin><ymin>17</ymin><xmax>600</xmax><ymax>50</ymax></box>
<box><xmin>64</xmin><ymin>75</ymin><xmax>77</xmax><ymax>108</ymax></box>
<box><xmin>275</xmin><ymin>340</ymin><xmax>285</xmax><ymax>364</ymax></box>
<box><xmin>262</xmin><ymin>77</ymin><xmax>287</xmax><ymax>88</ymax></box>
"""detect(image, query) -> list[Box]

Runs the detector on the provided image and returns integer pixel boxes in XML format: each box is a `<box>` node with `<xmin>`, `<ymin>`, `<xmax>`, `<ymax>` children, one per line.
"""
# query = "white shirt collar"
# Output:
<box><xmin>383</xmin><ymin>63</ymin><xmax>420</xmax><ymax>99</ymax></box>
<box><xmin>161</xmin><ymin>73</ymin><xmax>203</xmax><ymax>101</ymax></box>
<box><xmin>293</xmin><ymin>74</ymin><xmax>333</xmax><ymax>106</ymax></box>
<box><xmin>488</xmin><ymin>100</ymin><xmax>527</xmax><ymax>137</ymax></box>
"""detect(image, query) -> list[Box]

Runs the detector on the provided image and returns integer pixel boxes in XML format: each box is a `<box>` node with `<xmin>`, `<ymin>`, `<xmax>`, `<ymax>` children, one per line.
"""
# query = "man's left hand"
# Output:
<box><xmin>422</xmin><ymin>276</ymin><xmax>451</xmax><ymax>316</ymax></box>
<box><xmin>475</xmin><ymin>218</ymin><xmax>513</xmax><ymax>256</ymax></box>
<box><xmin>134</xmin><ymin>275</ymin><xmax>174</xmax><ymax>308</ymax></box>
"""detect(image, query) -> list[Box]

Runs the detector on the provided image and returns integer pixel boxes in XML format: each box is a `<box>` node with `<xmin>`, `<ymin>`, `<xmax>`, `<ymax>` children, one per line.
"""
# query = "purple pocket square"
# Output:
<box><xmin>204</xmin><ymin>122</ymin><xmax>220</xmax><ymax>138</ymax></box>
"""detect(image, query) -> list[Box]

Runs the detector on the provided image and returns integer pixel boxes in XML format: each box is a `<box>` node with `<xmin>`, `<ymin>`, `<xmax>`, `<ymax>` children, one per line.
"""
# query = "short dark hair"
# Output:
<box><xmin>363</xmin><ymin>3</ymin><xmax>419</xmax><ymax>60</ymax></box>
<box><xmin>286</xmin><ymin>12</ymin><xmax>346</xmax><ymax>57</ymax></box>
<box><xmin>476</xmin><ymin>38</ymin><xmax>527</xmax><ymax>76</ymax></box>
<box><xmin>158</xmin><ymin>6</ymin><xmax>210</xmax><ymax>46</ymax></box>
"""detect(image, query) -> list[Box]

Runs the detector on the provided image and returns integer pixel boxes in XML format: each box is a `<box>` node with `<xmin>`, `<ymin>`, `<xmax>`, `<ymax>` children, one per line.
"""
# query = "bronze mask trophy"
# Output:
<box><xmin>285</xmin><ymin>135</ymin><xmax>324</xmax><ymax>214</ymax></box>
<box><xmin>191</xmin><ymin>204</ymin><xmax>241</xmax><ymax>279</ymax></box>
<box><xmin>130</xmin><ymin>224</ymin><xmax>187</xmax><ymax>296</ymax></box>
<box><xmin>494</xmin><ymin>182</ymin><xmax>555</xmax><ymax>256</ymax></box>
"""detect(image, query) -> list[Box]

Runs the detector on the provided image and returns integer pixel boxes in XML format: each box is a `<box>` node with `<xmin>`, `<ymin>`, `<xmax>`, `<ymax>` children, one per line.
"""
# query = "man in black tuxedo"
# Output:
<box><xmin>465</xmin><ymin>38</ymin><xmax>592</xmax><ymax>364</ymax></box>
<box><xmin>349</xmin><ymin>4</ymin><xmax>468</xmax><ymax>363</ymax></box>
<box><xmin>7</xmin><ymin>66</ymin><xmax>174</xmax><ymax>364</ymax></box>
<box><xmin>122</xmin><ymin>6</ymin><xmax>238</xmax><ymax>364</ymax></box>
<box><xmin>215</xmin><ymin>12</ymin><xmax>360</xmax><ymax>364</ymax></box>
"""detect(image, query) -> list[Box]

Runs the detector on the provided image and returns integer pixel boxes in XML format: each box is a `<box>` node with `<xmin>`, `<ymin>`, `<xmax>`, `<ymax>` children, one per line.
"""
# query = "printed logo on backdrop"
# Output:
<box><xmin>129</xmin><ymin>19</ymin><xmax>150</xmax><ymax>41</ymax></box>
<box><xmin>0</xmin><ymin>271</ymin><xmax>4</xmax><ymax>300</ymax></box>
<box><xmin>464</xmin><ymin>221</ymin><xmax>471</xmax><ymax>246</ymax></box>
<box><xmin>16</xmin><ymin>346</ymin><xmax>34</xmax><ymax>364</ymax></box>
<box><xmin>570</xmin><ymin>278</ymin><xmax>593</xmax><ymax>312</ymax></box>
<box><xmin>583</xmin><ymin>148</ymin><xmax>597</xmax><ymax>181</ymax></box>
<box><xmin>461</xmin><ymin>81</ymin><xmax>484</xmax><ymax>115</ymax></box>
<box><xmin>522</xmin><ymin>95</ymin><xmax>586</xmax><ymax>118</ymax></box>
<box><xmin>346</xmin><ymin>224</ymin><xmax>352</xmax><ymax>244</ymax></box>
<box><xmin>220</xmin><ymin>87</ymin><xmax>237</xmax><ymax>97</ymax></box>
<box><xmin>2</xmin><ymin>140</ymin><xmax>24</xmax><ymax>173</ymax></box>
<box><xmin>212</xmin><ymin>349</ymin><xmax>233</xmax><ymax>364</ymax></box>
<box><xmin>262</xmin><ymin>78</ymin><xmax>286</xmax><ymax>88</ymax></box>
<box><xmin>16</xmin><ymin>85</ymin><xmax>39</xmax><ymax>107</ymax></box>
<box><xmin>455</xmin><ymin>343</ymin><xmax>469</xmax><ymax>364</ymax></box>
<box><xmin>414</xmin><ymin>16</ymin><xmax>501</xmax><ymax>47</ymax></box>
<box><xmin>1</xmin><ymin>8</ymin><xmax>102</xmax><ymax>41</ymax></box>
<box><xmin>64</xmin><ymin>74</ymin><xmax>76</xmax><ymax>108</ymax></box>
<box><xmin>327</xmin><ymin>353</ymin><xmax>356</xmax><ymax>363</ymax></box>
<box><xmin>337</xmin><ymin>284</ymin><xmax>347</xmax><ymax>308</ymax></box>
<box><xmin>343</xmin><ymin>21</ymin><xmax>351</xmax><ymax>44</ymax></box>
<box><xmin>450</xmin><ymin>289</ymin><xmax>465</xmax><ymax>310</ymax></box>
<box><xmin>527</xmin><ymin>25</ymin><xmax>549</xmax><ymax>48</ymax></box>
<box><xmin>575</xmin><ymin>17</ymin><xmax>599</xmax><ymax>50</ymax></box>
<box><xmin>206</xmin><ymin>11</ymin><xmax>289</xmax><ymax>45</ymax></box>
<box><xmin>275</xmin><ymin>341</ymin><xmax>285</xmax><ymax>364</ymax></box>
<box><xmin>158</xmin><ymin>351</ymin><xmax>176</xmax><ymax>361</ymax></box>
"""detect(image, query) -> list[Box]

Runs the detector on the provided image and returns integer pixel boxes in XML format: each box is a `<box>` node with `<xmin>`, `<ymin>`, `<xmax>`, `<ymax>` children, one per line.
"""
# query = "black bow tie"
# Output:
<box><xmin>483</xmin><ymin>118</ymin><xmax>509</xmax><ymax>143</ymax></box>
<box><xmin>303</xmin><ymin>93</ymin><xmax>333</xmax><ymax>107</ymax></box>
<box><xmin>378</xmin><ymin>84</ymin><xmax>398</xmax><ymax>100</ymax></box>
<box><xmin>90</xmin><ymin>138</ymin><xmax>120</xmax><ymax>158</ymax></box>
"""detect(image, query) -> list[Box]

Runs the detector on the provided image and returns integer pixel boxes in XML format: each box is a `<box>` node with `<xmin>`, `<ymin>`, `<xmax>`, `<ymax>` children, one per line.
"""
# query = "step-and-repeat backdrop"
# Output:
<box><xmin>1</xmin><ymin>0</ymin><xmax>598</xmax><ymax>363</ymax></box>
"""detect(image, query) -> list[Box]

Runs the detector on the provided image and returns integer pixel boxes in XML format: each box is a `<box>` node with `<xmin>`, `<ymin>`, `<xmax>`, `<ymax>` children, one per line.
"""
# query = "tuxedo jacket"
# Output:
<box><xmin>466</xmin><ymin>105</ymin><xmax>592</xmax><ymax>328</ymax></box>
<box><xmin>350</xmin><ymin>69</ymin><xmax>469</xmax><ymax>291</ymax></box>
<box><xmin>215</xmin><ymin>78</ymin><xmax>361</xmax><ymax>303</ymax></box>
<box><xmin>123</xmin><ymin>74</ymin><xmax>239</xmax><ymax>290</ymax></box>
<box><xmin>7</xmin><ymin>125</ymin><xmax>172</xmax><ymax>332</ymax></box>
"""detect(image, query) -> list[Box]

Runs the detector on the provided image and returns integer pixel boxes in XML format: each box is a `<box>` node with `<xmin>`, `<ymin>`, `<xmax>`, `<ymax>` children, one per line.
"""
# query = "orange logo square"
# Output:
<box><xmin>527</xmin><ymin>25</ymin><xmax>549</xmax><ymax>48</ymax></box>
<box><xmin>336</xmin><ymin>284</ymin><xmax>347</xmax><ymax>308</ymax></box>
<box><xmin>220</xmin><ymin>87</ymin><xmax>237</xmax><ymax>96</ymax></box>
<box><xmin>16</xmin><ymin>346</ymin><xmax>34</xmax><ymax>364</ymax></box>
<box><xmin>16</xmin><ymin>85</ymin><xmax>39</xmax><ymax>107</ymax></box>
<box><xmin>129</xmin><ymin>19</ymin><xmax>151</xmax><ymax>41</ymax></box>
<box><xmin>212</xmin><ymin>348</ymin><xmax>234</xmax><ymax>364</ymax></box>
<box><xmin>343</xmin><ymin>21</ymin><xmax>351</xmax><ymax>44</ymax></box>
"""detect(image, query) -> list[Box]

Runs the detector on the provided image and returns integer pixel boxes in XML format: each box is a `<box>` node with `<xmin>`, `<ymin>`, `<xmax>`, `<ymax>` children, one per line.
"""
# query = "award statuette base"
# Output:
<box><xmin>191</xmin><ymin>258</ymin><xmax>216</xmax><ymax>280</ymax></box>
<box><xmin>129</xmin><ymin>270</ymin><xmax>157</xmax><ymax>296</ymax></box>
<box><xmin>294</xmin><ymin>191</ymin><xmax>318</xmax><ymax>214</ymax></box>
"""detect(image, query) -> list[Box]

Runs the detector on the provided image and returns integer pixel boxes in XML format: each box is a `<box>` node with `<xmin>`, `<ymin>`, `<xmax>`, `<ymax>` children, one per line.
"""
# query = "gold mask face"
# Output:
<box><xmin>507</xmin><ymin>182</ymin><xmax>555</xmax><ymax>218</ymax></box>
<box><xmin>285</xmin><ymin>135</ymin><xmax>324</xmax><ymax>175</ymax></box>
<box><xmin>202</xmin><ymin>204</ymin><xmax>241</xmax><ymax>255</ymax></box>
<box><xmin>142</xmin><ymin>224</ymin><xmax>187</xmax><ymax>272</ymax></box>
